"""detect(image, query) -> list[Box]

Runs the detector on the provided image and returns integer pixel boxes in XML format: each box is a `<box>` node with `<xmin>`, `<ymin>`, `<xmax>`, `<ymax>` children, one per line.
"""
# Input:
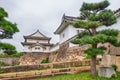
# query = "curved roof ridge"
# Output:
<box><xmin>23</xmin><ymin>29</ymin><xmax>51</xmax><ymax>39</ymax></box>
<box><xmin>26</xmin><ymin>29</ymin><xmax>47</xmax><ymax>37</ymax></box>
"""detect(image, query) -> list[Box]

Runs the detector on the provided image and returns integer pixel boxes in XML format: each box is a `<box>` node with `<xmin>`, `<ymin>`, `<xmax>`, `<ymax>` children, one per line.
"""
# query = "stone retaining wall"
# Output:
<box><xmin>0</xmin><ymin>58</ymin><xmax>19</xmax><ymax>65</ymax></box>
<box><xmin>57</xmin><ymin>41</ymin><xmax>69</xmax><ymax>61</ymax></box>
<box><xmin>0</xmin><ymin>66</ymin><xmax>93</xmax><ymax>79</ymax></box>
<box><xmin>19</xmin><ymin>52</ymin><xmax>50</xmax><ymax>65</ymax></box>
<box><xmin>56</xmin><ymin>46</ymin><xmax>88</xmax><ymax>62</ymax></box>
<box><xmin>1</xmin><ymin>60</ymin><xmax>96</xmax><ymax>73</ymax></box>
<box><xmin>19</xmin><ymin>46</ymin><xmax>88</xmax><ymax>65</ymax></box>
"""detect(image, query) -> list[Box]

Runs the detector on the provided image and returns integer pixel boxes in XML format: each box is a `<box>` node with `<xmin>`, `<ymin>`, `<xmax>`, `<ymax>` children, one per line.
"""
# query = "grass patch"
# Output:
<box><xmin>38</xmin><ymin>72</ymin><xmax>120</xmax><ymax>80</ymax></box>
<box><xmin>41</xmin><ymin>58</ymin><xmax>49</xmax><ymax>64</ymax></box>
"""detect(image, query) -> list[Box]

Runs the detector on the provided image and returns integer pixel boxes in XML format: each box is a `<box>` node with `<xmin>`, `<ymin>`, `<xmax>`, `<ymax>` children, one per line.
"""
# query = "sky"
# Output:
<box><xmin>0</xmin><ymin>0</ymin><xmax>120</xmax><ymax>51</ymax></box>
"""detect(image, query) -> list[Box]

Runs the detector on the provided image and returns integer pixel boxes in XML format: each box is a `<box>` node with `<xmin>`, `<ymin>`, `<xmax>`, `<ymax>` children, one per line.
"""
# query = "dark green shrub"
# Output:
<box><xmin>111</xmin><ymin>64</ymin><xmax>118</xmax><ymax>71</ymax></box>
<box><xmin>111</xmin><ymin>74</ymin><xmax>116</xmax><ymax>78</ymax></box>
<box><xmin>41</xmin><ymin>58</ymin><xmax>49</xmax><ymax>64</ymax></box>
<box><xmin>10</xmin><ymin>52</ymin><xmax>24</xmax><ymax>57</ymax></box>
<box><xmin>0</xmin><ymin>61</ymin><xmax>8</xmax><ymax>66</ymax></box>
<box><xmin>0</xmin><ymin>42</ymin><xmax>17</xmax><ymax>55</ymax></box>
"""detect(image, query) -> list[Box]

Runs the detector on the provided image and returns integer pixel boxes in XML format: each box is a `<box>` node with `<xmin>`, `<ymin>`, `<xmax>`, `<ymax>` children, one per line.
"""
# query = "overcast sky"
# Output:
<box><xmin>0</xmin><ymin>0</ymin><xmax>120</xmax><ymax>51</ymax></box>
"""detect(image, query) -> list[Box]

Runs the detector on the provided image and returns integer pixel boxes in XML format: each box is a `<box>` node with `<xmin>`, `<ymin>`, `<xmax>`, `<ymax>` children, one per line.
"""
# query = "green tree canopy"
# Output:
<box><xmin>71</xmin><ymin>0</ymin><xmax>119</xmax><ymax>77</ymax></box>
<box><xmin>0</xmin><ymin>7</ymin><xmax>19</xmax><ymax>55</ymax></box>
<box><xmin>0</xmin><ymin>7</ymin><xmax>19</xmax><ymax>39</ymax></box>
<box><xmin>0</xmin><ymin>42</ymin><xmax>17</xmax><ymax>55</ymax></box>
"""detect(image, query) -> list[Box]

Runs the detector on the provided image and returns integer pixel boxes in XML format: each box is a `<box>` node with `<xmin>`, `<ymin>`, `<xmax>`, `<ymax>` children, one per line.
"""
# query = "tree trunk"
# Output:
<box><xmin>90</xmin><ymin>28</ymin><xmax>97</xmax><ymax>77</ymax></box>
<box><xmin>91</xmin><ymin>55</ymin><xmax>97</xmax><ymax>77</ymax></box>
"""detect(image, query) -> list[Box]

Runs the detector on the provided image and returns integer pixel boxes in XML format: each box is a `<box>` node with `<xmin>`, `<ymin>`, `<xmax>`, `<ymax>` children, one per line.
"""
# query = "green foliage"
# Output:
<box><xmin>0</xmin><ymin>42</ymin><xmax>17</xmax><ymax>55</ymax></box>
<box><xmin>98</xmin><ymin>10</ymin><xmax>117</xmax><ymax>26</ymax></box>
<box><xmin>77</xmin><ymin>30</ymin><xmax>90</xmax><ymax>38</ymax></box>
<box><xmin>71</xmin><ymin>0</ymin><xmax>119</xmax><ymax>77</ymax></box>
<box><xmin>80</xmin><ymin>36</ymin><xmax>95</xmax><ymax>44</ymax></box>
<box><xmin>92</xmin><ymin>34</ymin><xmax>107</xmax><ymax>43</ymax></box>
<box><xmin>0</xmin><ymin>61</ymin><xmax>8</xmax><ymax>66</ymax></box>
<box><xmin>99</xmin><ymin>29</ymin><xmax>119</xmax><ymax>36</ymax></box>
<box><xmin>41</xmin><ymin>58</ymin><xmax>49</xmax><ymax>64</ymax></box>
<box><xmin>85</xmin><ymin>54</ymin><xmax>91</xmax><ymax>59</ymax></box>
<box><xmin>0</xmin><ymin>7</ymin><xmax>19</xmax><ymax>39</ymax></box>
<box><xmin>80</xmin><ymin>0</ymin><xmax>109</xmax><ymax>11</ymax></box>
<box><xmin>71</xmin><ymin>38</ymin><xmax>81</xmax><ymax>44</ymax></box>
<box><xmin>72</xmin><ymin>34</ymin><xmax>107</xmax><ymax>45</ymax></box>
<box><xmin>88</xmin><ymin>12</ymin><xmax>99</xmax><ymax>21</ymax></box>
<box><xmin>73</xmin><ymin>20</ymin><xmax>102</xmax><ymax>29</ymax></box>
<box><xmin>84</xmin><ymin>46</ymin><xmax>106</xmax><ymax>56</ymax></box>
<box><xmin>113</xmin><ymin>41</ymin><xmax>120</xmax><ymax>47</ymax></box>
<box><xmin>99</xmin><ymin>29</ymin><xmax>120</xmax><ymax>46</ymax></box>
<box><xmin>0</xmin><ymin>8</ymin><xmax>8</xmax><ymax>18</ymax></box>
<box><xmin>111</xmin><ymin>64</ymin><xmax>118</xmax><ymax>71</ymax></box>
<box><xmin>84</xmin><ymin>48</ymin><xmax>104</xmax><ymax>55</ymax></box>
<box><xmin>98</xmin><ymin>46</ymin><xmax>107</xmax><ymax>50</ymax></box>
<box><xmin>10</xmin><ymin>52</ymin><xmax>24</xmax><ymax>57</ymax></box>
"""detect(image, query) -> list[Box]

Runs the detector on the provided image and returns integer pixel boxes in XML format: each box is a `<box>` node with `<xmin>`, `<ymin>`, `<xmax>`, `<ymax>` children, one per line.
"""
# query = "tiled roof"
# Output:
<box><xmin>54</xmin><ymin>8</ymin><xmax>120</xmax><ymax>34</ymax></box>
<box><xmin>23</xmin><ymin>30</ymin><xmax>51</xmax><ymax>40</ymax></box>
<box><xmin>23</xmin><ymin>36</ymin><xmax>51</xmax><ymax>40</ymax></box>
<box><xmin>54</xmin><ymin>14</ymin><xmax>80</xmax><ymax>34</ymax></box>
<box><xmin>21</xmin><ymin>42</ymin><xmax>53</xmax><ymax>46</ymax></box>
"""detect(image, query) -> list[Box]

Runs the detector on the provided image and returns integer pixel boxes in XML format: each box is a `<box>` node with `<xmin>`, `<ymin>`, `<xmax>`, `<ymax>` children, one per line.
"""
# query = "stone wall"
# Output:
<box><xmin>115</xmin><ymin>56</ymin><xmax>120</xmax><ymax>71</ymax></box>
<box><xmin>56</xmin><ymin>41</ymin><xmax>69</xmax><ymax>62</ymax></box>
<box><xmin>19</xmin><ymin>45</ymin><xmax>88</xmax><ymax>65</ymax></box>
<box><xmin>49</xmin><ymin>51</ymin><xmax>58</xmax><ymax>62</ymax></box>
<box><xmin>100</xmin><ymin>43</ymin><xmax>120</xmax><ymax>70</ymax></box>
<box><xmin>56</xmin><ymin>45</ymin><xmax>88</xmax><ymax>62</ymax></box>
<box><xmin>1</xmin><ymin>60</ymin><xmax>92</xmax><ymax>73</ymax></box>
<box><xmin>19</xmin><ymin>52</ymin><xmax>50</xmax><ymax>65</ymax></box>
<box><xmin>0</xmin><ymin>58</ymin><xmax>19</xmax><ymax>65</ymax></box>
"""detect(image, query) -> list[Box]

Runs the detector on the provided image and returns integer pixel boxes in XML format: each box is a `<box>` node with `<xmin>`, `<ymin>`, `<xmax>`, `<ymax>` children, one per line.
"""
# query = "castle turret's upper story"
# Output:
<box><xmin>21</xmin><ymin>30</ymin><xmax>52</xmax><ymax>53</ymax></box>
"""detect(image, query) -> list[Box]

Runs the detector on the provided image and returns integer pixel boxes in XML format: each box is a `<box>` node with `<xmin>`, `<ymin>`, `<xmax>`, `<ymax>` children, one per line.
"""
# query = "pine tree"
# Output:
<box><xmin>0</xmin><ymin>42</ymin><xmax>17</xmax><ymax>55</ymax></box>
<box><xmin>0</xmin><ymin>7</ymin><xmax>19</xmax><ymax>39</ymax></box>
<box><xmin>71</xmin><ymin>0</ymin><xmax>120</xmax><ymax>77</ymax></box>
<box><xmin>0</xmin><ymin>7</ymin><xmax>19</xmax><ymax>55</ymax></box>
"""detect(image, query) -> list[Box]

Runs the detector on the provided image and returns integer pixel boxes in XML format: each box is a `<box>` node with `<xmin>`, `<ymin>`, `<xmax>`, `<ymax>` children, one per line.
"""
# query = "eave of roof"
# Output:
<box><xmin>23</xmin><ymin>36</ymin><xmax>51</xmax><ymax>40</ymax></box>
<box><xmin>54</xmin><ymin>14</ymin><xmax>80</xmax><ymax>34</ymax></box>
<box><xmin>21</xmin><ymin>42</ymin><xmax>53</xmax><ymax>46</ymax></box>
<box><xmin>54</xmin><ymin>8</ymin><xmax>120</xmax><ymax>34</ymax></box>
<box><xmin>24</xmin><ymin>29</ymin><xmax>51</xmax><ymax>39</ymax></box>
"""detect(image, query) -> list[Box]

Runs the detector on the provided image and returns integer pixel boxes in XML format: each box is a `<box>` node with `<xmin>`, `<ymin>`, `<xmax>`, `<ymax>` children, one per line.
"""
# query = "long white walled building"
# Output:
<box><xmin>53</xmin><ymin>9</ymin><xmax>120</xmax><ymax>51</ymax></box>
<box><xmin>54</xmin><ymin>14</ymin><xmax>83</xmax><ymax>48</ymax></box>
